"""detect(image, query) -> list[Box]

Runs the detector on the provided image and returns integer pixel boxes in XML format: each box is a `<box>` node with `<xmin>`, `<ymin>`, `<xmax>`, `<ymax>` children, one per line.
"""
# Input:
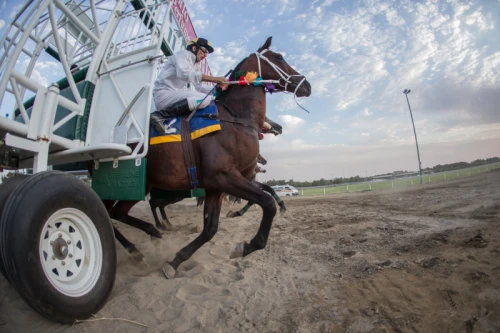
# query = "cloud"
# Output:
<box><xmin>0</xmin><ymin>20</ymin><xmax>5</xmax><ymax>31</ymax></box>
<box><xmin>309</xmin><ymin>121</ymin><xmax>328</xmax><ymax>133</ymax></box>
<box><xmin>192</xmin><ymin>19</ymin><xmax>210</xmax><ymax>32</ymax></box>
<box><xmin>17</xmin><ymin>59</ymin><xmax>63</xmax><ymax>87</ymax></box>
<box><xmin>208</xmin><ymin>39</ymin><xmax>251</xmax><ymax>75</ymax></box>
<box><xmin>10</xmin><ymin>3</ymin><xmax>24</xmax><ymax>19</ymax></box>
<box><xmin>184</xmin><ymin>0</ymin><xmax>207</xmax><ymax>19</ymax></box>
<box><xmin>419</xmin><ymin>83</ymin><xmax>500</xmax><ymax>127</ymax></box>
<box><xmin>278</xmin><ymin>114</ymin><xmax>305</xmax><ymax>133</ymax></box>
<box><xmin>277</xmin><ymin>0</ymin><xmax>296</xmax><ymax>16</ymax></box>
<box><xmin>361</xmin><ymin>108</ymin><xmax>372</xmax><ymax>117</ymax></box>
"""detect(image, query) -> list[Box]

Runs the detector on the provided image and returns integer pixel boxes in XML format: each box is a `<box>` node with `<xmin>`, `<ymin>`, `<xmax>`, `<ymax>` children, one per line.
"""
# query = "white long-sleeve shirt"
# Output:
<box><xmin>153</xmin><ymin>49</ymin><xmax>211</xmax><ymax>95</ymax></box>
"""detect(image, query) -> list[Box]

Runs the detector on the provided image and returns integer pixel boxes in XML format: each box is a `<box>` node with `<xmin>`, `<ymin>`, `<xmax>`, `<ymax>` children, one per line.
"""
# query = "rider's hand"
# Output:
<box><xmin>213</xmin><ymin>76</ymin><xmax>226</xmax><ymax>84</ymax></box>
<box><xmin>219</xmin><ymin>83</ymin><xmax>229</xmax><ymax>91</ymax></box>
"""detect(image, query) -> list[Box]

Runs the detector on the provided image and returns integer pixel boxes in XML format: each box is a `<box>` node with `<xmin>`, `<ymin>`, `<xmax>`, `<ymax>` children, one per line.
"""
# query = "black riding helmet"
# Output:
<box><xmin>187</xmin><ymin>37</ymin><xmax>214</xmax><ymax>56</ymax></box>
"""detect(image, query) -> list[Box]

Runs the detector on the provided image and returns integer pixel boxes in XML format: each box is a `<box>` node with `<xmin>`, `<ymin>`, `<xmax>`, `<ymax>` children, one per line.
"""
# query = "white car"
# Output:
<box><xmin>271</xmin><ymin>185</ymin><xmax>299</xmax><ymax>197</ymax></box>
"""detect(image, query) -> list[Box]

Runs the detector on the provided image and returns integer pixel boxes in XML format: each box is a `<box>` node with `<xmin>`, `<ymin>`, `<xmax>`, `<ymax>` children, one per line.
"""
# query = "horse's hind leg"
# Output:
<box><xmin>102</xmin><ymin>199</ymin><xmax>145</xmax><ymax>259</ymax></box>
<box><xmin>163</xmin><ymin>192</ymin><xmax>223</xmax><ymax>278</ymax></box>
<box><xmin>227</xmin><ymin>201</ymin><xmax>254</xmax><ymax>218</ymax></box>
<box><xmin>257</xmin><ymin>182</ymin><xmax>286</xmax><ymax>214</ymax></box>
<box><xmin>149</xmin><ymin>199</ymin><xmax>173</xmax><ymax>231</ymax></box>
<box><xmin>111</xmin><ymin>200</ymin><xmax>162</xmax><ymax>238</ymax></box>
<box><xmin>113</xmin><ymin>226</ymin><xmax>145</xmax><ymax>261</ymax></box>
<box><xmin>149</xmin><ymin>200</ymin><xmax>163</xmax><ymax>229</ymax></box>
<box><xmin>158</xmin><ymin>203</ymin><xmax>174</xmax><ymax>229</ymax></box>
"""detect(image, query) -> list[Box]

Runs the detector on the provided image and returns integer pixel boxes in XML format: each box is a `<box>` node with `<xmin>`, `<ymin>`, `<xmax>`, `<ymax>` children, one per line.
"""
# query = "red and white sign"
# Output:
<box><xmin>169</xmin><ymin>0</ymin><xmax>197</xmax><ymax>43</ymax></box>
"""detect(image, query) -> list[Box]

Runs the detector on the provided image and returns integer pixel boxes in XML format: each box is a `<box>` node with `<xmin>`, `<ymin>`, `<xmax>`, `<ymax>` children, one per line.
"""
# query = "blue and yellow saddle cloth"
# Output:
<box><xmin>150</xmin><ymin>101</ymin><xmax>221</xmax><ymax>145</ymax></box>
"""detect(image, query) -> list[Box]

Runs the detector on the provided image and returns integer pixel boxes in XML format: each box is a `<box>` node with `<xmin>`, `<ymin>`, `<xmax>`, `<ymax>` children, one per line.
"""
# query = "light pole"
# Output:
<box><xmin>403</xmin><ymin>89</ymin><xmax>423</xmax><ymax>184</ymax></box>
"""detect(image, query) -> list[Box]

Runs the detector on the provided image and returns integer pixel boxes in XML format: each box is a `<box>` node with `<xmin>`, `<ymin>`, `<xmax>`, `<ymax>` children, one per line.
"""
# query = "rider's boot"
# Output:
<box><xmin>151</xmin><ymin>99</ymin><xmax>191</xmax><ymax>134</ymax></box>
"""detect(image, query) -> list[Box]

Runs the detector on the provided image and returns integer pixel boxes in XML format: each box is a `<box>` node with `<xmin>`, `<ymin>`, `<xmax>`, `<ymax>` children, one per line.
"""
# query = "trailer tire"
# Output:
<box><xmin>0</xmin><ymin>174</ymin><xmax>29</xmax><ymax>280</ymax></box>
<box><xmin>0</xmin><ymin>171</ymin><xmax>116</xmax><ymax>324</ymax></box>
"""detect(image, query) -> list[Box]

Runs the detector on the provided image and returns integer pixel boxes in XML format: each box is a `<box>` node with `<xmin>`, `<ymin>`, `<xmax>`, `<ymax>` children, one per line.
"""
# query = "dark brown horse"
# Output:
<box><xmin>104</xmin><ymin>36</ymin><xmax>311</xmax><ymax>277</ymax></box>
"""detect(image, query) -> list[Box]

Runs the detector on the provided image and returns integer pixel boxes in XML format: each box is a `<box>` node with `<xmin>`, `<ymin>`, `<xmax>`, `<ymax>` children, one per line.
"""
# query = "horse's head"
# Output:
<box><xmin>250</xmin><ymin>37</ymin><xmax>311</xmax><ymax>97</ymax></box>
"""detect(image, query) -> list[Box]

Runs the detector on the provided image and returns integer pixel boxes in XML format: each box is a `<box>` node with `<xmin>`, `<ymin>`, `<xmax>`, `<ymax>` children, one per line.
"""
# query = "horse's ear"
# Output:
<box><xmin>257</xmin><ymin>37</ymin><xmax>272</xmax><ymax>52</ymax></box>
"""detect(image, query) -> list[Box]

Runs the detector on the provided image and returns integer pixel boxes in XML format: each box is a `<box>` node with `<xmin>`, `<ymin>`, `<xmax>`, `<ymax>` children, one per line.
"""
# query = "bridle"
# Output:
<box><xmin>254</xmin><ymin>49</ymin><xmax>310</xmax><ymax>113</ymax></box>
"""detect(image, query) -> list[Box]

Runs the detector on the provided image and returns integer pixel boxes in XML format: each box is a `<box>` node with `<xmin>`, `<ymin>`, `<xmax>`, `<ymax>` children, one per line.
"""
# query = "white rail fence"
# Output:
<box><xmin>295</xmin><ymin>162</ymin><xmax>500</xmax><ymax>196</ymax></box>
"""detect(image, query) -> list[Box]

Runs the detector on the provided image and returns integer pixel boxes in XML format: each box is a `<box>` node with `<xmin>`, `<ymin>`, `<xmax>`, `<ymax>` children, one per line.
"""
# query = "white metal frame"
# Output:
<box><xmin>0</xmin><ymin>0</ymin><xmax>192</xmax><ymax>172</ymax></box>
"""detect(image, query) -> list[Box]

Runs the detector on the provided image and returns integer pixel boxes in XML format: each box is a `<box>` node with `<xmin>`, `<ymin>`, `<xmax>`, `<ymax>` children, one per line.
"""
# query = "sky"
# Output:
<box><xmin>1</xmin><ymin>0</ymin><xmax>499</xmax><ymax>182</ymax></box>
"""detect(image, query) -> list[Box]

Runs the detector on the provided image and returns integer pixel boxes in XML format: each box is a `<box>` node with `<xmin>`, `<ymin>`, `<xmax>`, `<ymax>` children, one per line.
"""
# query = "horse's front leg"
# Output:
<box><xmin>162</xmin><ymin>191</ymin><xmax>223</xmax><ymax>278</ymax></box>
<box><xmin>211</xmin><ymin>172</ymin><xmax>277</xmax><ymax>258</ymax></box>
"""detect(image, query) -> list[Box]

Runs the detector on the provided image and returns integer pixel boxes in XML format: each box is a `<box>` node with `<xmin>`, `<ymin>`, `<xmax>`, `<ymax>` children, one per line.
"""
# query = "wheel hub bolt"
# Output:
<box><xmin>50</xmin><ymin>241</ymin><xmax>54</xmax><ymax>246</ymax></box>
<box><xmin>52</xmin><ymin>255</ymin><xmax>55</xmax><ymax>260</ymax></box>
<box><xmin>69</xmin><ymin>254</ymin><xmax>73</xmax><ymax>258</ymax></box>
<box><xmin>67</xmin><ymin>240</ymin><xmax>71</xmax><ymax>245</ymax></box>
<box><xmin>58</xmin><ymin>233</ymin><xmax>62</xmax><ymax>238</ymax></box>
<box><xmin>62</xmin><ymin>261</ymin><xmax>65</xmax><ymax>266</ymax></box>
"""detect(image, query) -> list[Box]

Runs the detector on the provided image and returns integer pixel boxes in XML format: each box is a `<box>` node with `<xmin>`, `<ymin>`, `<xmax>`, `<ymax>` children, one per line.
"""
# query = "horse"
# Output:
<box><xmin>101</xmin><ymin>36</ymin><xmax>311</xmax><ymax>277</ymax></box>
<box><xmin>148</xmin><ymin>137</ymin><xmax>275</xmax><ymax>232</ymax></box>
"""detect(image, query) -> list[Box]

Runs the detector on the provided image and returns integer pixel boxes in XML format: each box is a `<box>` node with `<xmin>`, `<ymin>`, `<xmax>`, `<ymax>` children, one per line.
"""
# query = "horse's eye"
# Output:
<box><xmin>275</xmin><ymin>54</ymin><xmax>284</xmax><ymax>61</ymax></box>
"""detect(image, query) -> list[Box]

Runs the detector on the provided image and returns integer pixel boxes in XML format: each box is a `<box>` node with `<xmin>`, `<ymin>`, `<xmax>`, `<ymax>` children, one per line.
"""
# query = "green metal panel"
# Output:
<box><xmin>13</xmin><ymin>68</ymin><xmax>92</xmax><ymax>143</ymax></box>
<box><xmin>76</xmin><ymin>81</ymin><xmax>95</xmax><ymax>142</ymax></box>
<box><xmin>14</xmin><ymin>67</ymin><xmax>89</xmax><ymax>117</ymax></box>
<box><xmin>92</xmin><ymin>158</ymin><xmax>147</xmax><ymax>201</ymax></box>
<box><xmin>150</xmin><ymin>187</ymin><xmax>206</xmax><ymax>199</ymax></box>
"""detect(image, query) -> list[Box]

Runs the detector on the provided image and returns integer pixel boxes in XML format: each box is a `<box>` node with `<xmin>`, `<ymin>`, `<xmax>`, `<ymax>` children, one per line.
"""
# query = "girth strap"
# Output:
<box><xmin>218</xmin><ymin>113</ymin><xmax>261</xmax><ymax>133</ymax></box>
<box><xmin>181</xmin><ymin>118</ymin><xmax>199</xmax><ymax>188</ymax></box>
<box><xmin>216</xmin><ymin>100</ymin><xmax>261</xmax><ymax>133</ymax></box>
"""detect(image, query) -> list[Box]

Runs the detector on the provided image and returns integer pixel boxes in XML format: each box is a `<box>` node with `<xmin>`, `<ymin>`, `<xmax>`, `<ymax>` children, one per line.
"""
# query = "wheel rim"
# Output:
<box><xmin>39</xmin><ymin>208</ymin><xmax>103</xmax><ymax>297</ymax></box>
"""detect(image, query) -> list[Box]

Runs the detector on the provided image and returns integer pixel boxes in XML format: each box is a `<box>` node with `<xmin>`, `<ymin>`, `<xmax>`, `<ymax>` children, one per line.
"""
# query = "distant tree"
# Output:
<box><xmin>262</xmin><ymin>156</ymin><xmax>499</xmax><ymax>188</ymax></box>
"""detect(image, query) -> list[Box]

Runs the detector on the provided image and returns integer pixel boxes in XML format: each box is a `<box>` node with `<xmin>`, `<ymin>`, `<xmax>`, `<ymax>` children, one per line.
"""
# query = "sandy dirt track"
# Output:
<box><xmin>1</xmin><ymin>170</ymin><xmax>499</xmax><ymax>333</ymax></box>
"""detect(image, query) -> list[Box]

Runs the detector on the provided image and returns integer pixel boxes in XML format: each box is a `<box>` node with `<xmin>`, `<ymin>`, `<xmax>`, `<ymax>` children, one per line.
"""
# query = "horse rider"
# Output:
<box><xmin>150</xmin><ymin>38</ymin><xmax>228</xmax><ymax>134</ymax></box>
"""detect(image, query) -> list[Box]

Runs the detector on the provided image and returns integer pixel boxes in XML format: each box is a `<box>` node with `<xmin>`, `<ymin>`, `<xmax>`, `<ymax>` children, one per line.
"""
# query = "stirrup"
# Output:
<box><xmin>151</xmin><ymin>111</ymin><xmax>167</xmax><ymax>134</ymax></box>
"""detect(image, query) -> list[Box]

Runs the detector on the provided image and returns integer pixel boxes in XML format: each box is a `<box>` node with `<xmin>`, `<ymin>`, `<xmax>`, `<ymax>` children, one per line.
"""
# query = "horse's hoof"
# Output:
<box><xmin>162</xmin><ymin>224</ymin><xmax>177</xmax><ymax>232</ymax></box>
<box><xmin>230</xmin><ymin>242</ymin><xmax>246</xmax><ymax>259</ymax></box>
<box><xmin>226</xmin><ymin>211</ymin><xmax>241</xmax><ymax>218</ymax></box>
<box><xmin>156</xmin><ymin>224</ymin><xmax>168</xmax><ymax>231</ymax></box>
<box><xmin>149</xmin><ymin>228</ymin><xmax>163</xmax><ymax>239</ymax></box>
<box><xmin>130</xmin><ymin>250</ymin><xmax>145</xmax><ymax>262</ymax></box>
<box><xmin>279</xmin><ymin>207</ymin><xmax>287</xmax><ymax>214</ymax></box>
<box><xmin>162</xmin><ymin>262</ymin><xmax>176</xmax><ymax>279</ymax></box>
<box><xmin>189</xmin><ymin>224</ymin><xmax>203</xmax><ymax>233</ymax></box>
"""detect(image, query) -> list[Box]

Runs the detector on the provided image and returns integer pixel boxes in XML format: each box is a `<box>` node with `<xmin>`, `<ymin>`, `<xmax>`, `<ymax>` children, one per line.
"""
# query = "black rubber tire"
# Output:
<box><xmin>0</xmin><ymin>171</ymin><xmax>116</xmax><ymax>324</ymax></box>
<box><xmin>0</xmin><ymin>174</ymin><xmax>29</xmax><ymax>280</ymax></box>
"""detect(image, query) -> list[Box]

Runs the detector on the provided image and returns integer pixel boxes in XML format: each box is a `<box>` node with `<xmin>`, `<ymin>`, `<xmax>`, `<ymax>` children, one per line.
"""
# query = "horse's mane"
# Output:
<box><xmin>216</xmin><ymin>57</ymin><xmax>248</xmax><ymax>102</ymax></box>
<box><xmin>229</xmin><ymin>57</ymin><xmax>248</xmax><ymax>80</ymax></box>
